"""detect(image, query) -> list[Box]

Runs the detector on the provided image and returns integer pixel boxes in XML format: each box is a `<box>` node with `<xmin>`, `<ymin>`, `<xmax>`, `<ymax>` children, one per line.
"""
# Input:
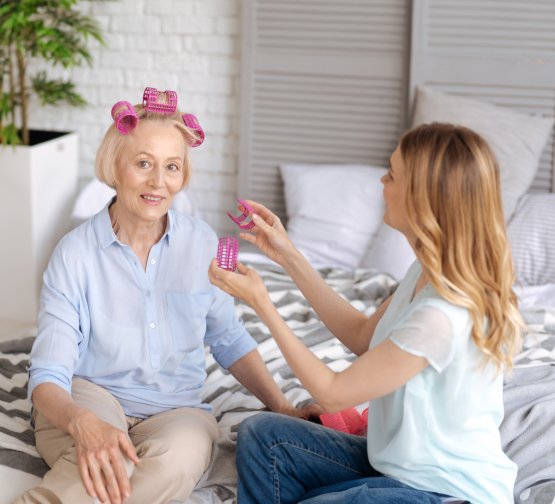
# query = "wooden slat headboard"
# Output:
<box><xmin>238</xmin><ymin>0</ymin><xmax>412</xmax><ymax>222</ymax></box>
<box><xmin>409</xmin><ymin>0</ymin><xmax>555</xmax><ymax>193</ymax></box>
<box><xmin>238</xmin><ymin>0</ymin><xmax>555</xmax><ymax>224</ymax></box>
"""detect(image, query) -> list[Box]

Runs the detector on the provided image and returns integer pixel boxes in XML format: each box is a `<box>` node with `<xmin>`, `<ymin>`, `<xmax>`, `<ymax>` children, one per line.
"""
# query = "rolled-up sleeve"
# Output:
<box><xmin>203</xmin><ymin>284</ymin><xmax>258</xmax><ymax>369</ymax></box>
<box><xmin>28</xmin><ymin>241</ymin><xmax>82</xmax><ymax>403</ymax></box>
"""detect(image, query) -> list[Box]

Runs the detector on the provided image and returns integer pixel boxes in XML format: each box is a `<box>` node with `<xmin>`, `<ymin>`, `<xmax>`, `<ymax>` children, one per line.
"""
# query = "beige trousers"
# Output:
<box><xmin>15</xmin><ymin>378</ymin><xmax>220</xmax><ymax>504</ymax></box>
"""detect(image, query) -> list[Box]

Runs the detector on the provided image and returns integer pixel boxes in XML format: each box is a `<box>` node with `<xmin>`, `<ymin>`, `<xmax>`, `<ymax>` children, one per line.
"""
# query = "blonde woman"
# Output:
<box><xmin>209</xmin><ymin>123</ymin><xmax>524</xmax><ymax>504</ymax></box>
<box><xmin>19</xmin><ymin>94</ymin><xmax>322</xmax><ymax>504</ymax></box>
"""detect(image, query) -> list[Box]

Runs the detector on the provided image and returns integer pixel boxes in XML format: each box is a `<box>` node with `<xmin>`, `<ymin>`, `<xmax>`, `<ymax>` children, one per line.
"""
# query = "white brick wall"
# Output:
<box><xmin>28</xmin><ymin>0</ymin><xmax>241</xmax><ymax>236</ymax></box>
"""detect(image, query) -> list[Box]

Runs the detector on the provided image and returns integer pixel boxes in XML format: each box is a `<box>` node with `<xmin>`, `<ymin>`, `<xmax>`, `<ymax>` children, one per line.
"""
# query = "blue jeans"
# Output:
<box><xmin>236</xmin><ymin>413</ymin><xmax>462</xmax><ymax>504</ymax></box>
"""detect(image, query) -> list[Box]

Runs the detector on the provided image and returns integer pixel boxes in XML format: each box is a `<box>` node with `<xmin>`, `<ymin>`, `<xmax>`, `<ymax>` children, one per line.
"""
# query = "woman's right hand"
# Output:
<box><xmin>69</xmin><ymin>410</ymin><xmax>140</xmax><ymax>504</ymax></box>
<box><xmin>238</xmin><ymin>200</ymin><xmax>297</xmax><ymax>266</ymax></box>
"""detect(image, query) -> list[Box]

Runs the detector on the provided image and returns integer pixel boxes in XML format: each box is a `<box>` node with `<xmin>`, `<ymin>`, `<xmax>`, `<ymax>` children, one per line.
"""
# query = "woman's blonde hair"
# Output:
<box><xmin>400</xmin><ymin>122</ymin><xmax>525</xmax><ymax>374</ymax></box>
<box><xmin>95</xmin><ymin>104</ymin><xmax>202</xmax><ymax>190</ymax></box>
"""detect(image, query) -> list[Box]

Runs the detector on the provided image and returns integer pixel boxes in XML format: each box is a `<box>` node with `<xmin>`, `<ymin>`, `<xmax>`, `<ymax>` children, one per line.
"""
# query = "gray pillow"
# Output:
<box><xmin>412</xmin><ymin>86</ymin><xmax>554</xmax><ymax>221</ymax></box>
<box><xmin>508</xmin><ymin>193</ymin><xmax>555</xmax><ymax>286</ymax></box>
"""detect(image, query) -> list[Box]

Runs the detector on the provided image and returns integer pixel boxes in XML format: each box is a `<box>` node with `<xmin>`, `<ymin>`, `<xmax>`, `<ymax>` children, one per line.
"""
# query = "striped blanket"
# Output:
<box><xmin>1</xmin><ymin>262</ymin><xmax>555</xmax><ymax>504</ymax></box>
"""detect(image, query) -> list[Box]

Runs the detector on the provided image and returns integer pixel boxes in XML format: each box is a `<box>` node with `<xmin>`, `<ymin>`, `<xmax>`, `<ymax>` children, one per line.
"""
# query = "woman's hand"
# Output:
<box><xmin>279</xmin><ymin>403</ymin><xmax>326</xmax><ymax>423</ymax></box>
<box><xmin>209</xmin><ymin>260</ymin><xmax>271</xmax><ymax>314</ymax></box>
<box><xmin>70</xmin><ymin>410</ymin><xmax>140</xmax><ymax>504</ymax></box>
<box><xmin>237</xmin><ymin>200</ymin><xmax>297</xmax><ymax>266</ymax></box>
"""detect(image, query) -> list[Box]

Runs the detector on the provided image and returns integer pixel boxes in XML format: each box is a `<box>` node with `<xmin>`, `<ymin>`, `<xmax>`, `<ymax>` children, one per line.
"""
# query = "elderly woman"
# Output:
<box><xmin>17</xmin><ymin>90</ymin><xmax>322</xmax><ymax>504</ymax></box>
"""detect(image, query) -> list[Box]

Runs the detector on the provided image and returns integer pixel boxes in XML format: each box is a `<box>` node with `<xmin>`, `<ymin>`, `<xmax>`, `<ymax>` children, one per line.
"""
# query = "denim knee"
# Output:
<box><xmin>237</xmin><ymin>413</ymin><xmax>280</xmax><ymax>460</ymax></box>
<box><xmin>239</xmin><ymin>410</ymin><xmax>282</xmax><ymax>435</ymax></box>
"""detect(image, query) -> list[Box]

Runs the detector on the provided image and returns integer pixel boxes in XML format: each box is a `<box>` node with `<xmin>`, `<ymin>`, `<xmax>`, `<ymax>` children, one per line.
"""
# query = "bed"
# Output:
<box><xmin>2</xmin><ymin>87</ymin><xmax>555</xmax><ymax>504</ymax></box>
<box><xmin>1</xmin><ymin>258</ymin><xmax>555</xmax><ymax>504</ymax></box>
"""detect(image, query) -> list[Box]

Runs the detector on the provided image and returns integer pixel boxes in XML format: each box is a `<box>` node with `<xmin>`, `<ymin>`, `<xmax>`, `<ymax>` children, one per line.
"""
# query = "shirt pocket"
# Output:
<box><xmin>167</xmin><ymin>292</ymin><xmax>212</xmax><ymax>354</ymax></box>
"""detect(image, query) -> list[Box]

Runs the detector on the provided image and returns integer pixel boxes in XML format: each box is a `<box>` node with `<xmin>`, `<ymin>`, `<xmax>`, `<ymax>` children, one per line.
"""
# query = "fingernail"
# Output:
<box><xmin>253</xmin><ymin>214</ymin><xmax>259</xmax><ymax>221</ymax></box>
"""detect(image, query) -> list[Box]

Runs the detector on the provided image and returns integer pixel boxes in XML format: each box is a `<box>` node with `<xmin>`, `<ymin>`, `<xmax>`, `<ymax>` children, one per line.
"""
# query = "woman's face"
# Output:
<box><xmin>381</xmin><ymin>144</ymin><xmax>413</xmax><ymax>237</ymax></box>
<box><xmin>114</xmin><ymin>122</ymin><xmax>186</xmax><ymax>223</ymax></box>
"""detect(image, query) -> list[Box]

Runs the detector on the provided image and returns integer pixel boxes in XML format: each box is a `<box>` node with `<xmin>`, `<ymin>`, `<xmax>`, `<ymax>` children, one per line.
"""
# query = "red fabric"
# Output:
<box><xmin>320</xmin><ymin>407</ymin><xmax>369</xmax><ymax>436</ymax></box>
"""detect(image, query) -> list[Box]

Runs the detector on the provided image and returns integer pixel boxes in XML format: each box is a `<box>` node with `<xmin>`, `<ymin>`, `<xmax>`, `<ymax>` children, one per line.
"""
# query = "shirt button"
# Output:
<box><xmin>146</xmin><ymin>291</ymin><xmax>151</xmax><ymax>296</ymax></box>
<box><xmin>150</xmin><ymin>323</ymin><xmax>155</xmax><ymax>328</ymax></box>
<box><xmin>151</xmin><ymin>259</ymin><xmax>155</xmax><ymax>264</ymax></box>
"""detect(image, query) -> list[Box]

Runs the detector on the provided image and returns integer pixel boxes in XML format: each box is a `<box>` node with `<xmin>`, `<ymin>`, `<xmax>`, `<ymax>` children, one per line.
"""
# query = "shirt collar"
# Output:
<box><xmin>95</xmin><ymin>196</ymin><xmax>174</xmax><ymax>250</ymax></box>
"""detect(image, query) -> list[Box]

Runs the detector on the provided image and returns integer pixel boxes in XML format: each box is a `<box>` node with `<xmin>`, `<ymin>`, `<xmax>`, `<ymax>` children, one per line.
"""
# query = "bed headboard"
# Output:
<box><xmin>238</xmin><ymin>0</ymin><xmax>555</xmax><ymax>222</ymax></box>
<box><xmin>409</xmin><ymin>0</ymin><xmax>555</xmax><ymax>194</ymax></box>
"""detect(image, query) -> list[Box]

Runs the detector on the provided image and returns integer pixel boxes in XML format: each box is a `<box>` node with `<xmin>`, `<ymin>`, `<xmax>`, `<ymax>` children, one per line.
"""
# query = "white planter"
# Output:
<box><xmin>0</xmin><ymin>132</ymin><xmax>78</xmax><ymax>323</ymax></box>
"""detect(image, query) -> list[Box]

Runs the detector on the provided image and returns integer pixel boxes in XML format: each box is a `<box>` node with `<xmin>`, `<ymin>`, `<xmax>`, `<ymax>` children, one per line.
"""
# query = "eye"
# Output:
<box><xmin>138</xmin><ymin>160</ymin><xmax>149</xmax><ymax>168</ymax></box>
<box><xmin>167</xmin><ymin>164</ymin><xmax>179</xmax><ymax>171</ymax></box>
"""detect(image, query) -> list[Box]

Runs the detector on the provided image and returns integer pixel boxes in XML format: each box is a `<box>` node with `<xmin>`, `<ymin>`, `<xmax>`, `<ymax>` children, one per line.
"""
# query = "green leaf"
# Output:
<box><xmin>0</xmin><ymin>123</ymin><xmax>21</xmax><ymax>149</ymax></box>
<box><xmin>31</xmin><ymin>70</ymin><xmax>87</xmax><ymax>108</ymax></box>
<box><xmin>0</xmin><ymin>91</ymin><xmax>10</xmax><ymax>119</ymax></box>
<box><xmin>0</xmin><ymin>0</ymin><xmax>111</xmax><ymax>131</ymax></box>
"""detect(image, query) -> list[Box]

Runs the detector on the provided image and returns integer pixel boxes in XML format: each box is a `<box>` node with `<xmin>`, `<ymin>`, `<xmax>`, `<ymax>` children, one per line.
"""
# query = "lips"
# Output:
<box><xmin>140</xmin><ymin>194</ymin><xmax>165</xmax><ymax>206</ymax></box>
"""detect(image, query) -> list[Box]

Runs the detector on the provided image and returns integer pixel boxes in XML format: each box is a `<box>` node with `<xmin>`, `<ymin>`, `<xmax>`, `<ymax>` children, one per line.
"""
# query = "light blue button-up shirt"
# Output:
<box><xmin>28</xmin><ymin>199</ymin><xmax>257</xmax><ymax>418</ymax></box>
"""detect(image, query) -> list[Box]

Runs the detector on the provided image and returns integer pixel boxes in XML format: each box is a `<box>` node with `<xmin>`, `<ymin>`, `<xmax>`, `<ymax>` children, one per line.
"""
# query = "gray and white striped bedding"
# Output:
<box><xmin>1</xmin><ymin>262</ymin><xmax>554</xmax><ymax>504</ymax></box>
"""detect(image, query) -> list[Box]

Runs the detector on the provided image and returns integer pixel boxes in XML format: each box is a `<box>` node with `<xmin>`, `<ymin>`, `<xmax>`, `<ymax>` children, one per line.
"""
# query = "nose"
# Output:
<box><xmin>149</xmin><ymin>165</ymin><xmax>164</xmax><ymax>188</ymax></box>
<box><xmin>380</xmin><ymin>173</ymin><xmax>387</xmax><ymax>185</ymax></box>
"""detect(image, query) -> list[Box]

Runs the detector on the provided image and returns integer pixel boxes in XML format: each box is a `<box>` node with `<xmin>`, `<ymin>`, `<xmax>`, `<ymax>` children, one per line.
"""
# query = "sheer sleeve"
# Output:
<box><xmin>389</xmin><ymin>305</ymin><xmax>454</xmax><ymax>372</ymax></box>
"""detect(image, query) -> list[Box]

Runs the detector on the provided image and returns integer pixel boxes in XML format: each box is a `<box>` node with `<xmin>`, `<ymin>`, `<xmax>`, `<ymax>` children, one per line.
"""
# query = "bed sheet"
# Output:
<box><xmin>1</xmin><ymin>262</ymin><xmax>555</xmax><ymax>504</ymax></box>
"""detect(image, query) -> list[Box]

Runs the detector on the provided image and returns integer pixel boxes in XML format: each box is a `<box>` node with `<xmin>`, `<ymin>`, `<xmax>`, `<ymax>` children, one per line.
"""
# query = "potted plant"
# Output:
<box><xmin>0</xmin><ymin>0</ymin><xmax>105</xmax><ymax>323</ymax></box>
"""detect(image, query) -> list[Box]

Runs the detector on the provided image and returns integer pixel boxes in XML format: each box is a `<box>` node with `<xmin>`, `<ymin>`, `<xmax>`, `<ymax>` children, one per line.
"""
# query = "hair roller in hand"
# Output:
<box><xmin>228</xmin><ymin>199</ymin><xmax>258</xmax><ymax>230</ymax></box>
<box><xmin>182</xmin><ymin>114</ymin><xmax>205</xmax><ymax>147</ymax></box>
<box><xmin>217</xmin><ymin>237</ymin><xmax>239</xmax><ymax>271</ymax></box>
<box><xmin>111</xmin><ymin>101</ymin><xmax>139</xmax><ymax>134</ymax></box>
<box><xmin>143</xmin><ymin>87</ymin><xmax>178</xmax><ymax>114</ymax></box>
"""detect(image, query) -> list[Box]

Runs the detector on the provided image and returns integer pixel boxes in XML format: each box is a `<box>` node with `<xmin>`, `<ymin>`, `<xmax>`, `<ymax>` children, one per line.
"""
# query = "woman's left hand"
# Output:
<box><xmin>209</xmin><ymin>259</ymin><xmax>270</xmax><ymax>313</ymax></box>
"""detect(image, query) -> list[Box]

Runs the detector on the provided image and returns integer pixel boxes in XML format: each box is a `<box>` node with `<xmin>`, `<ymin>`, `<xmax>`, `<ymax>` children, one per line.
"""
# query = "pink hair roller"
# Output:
<box><xmin>217</xmin><ymin>237</ymin><xmax>239</xmax><ymax>271</ymax></box>
<box><xmin>320</xmin><ymin>407</ymin><xmax>368</xmax><ymax>437</ymax></box>
<box><xmin>182</xmin><ymin>114</ymin><xmax>205</xmax><ymax>147</ymax></box>
<box><xmin>143</xmin><ymin>87</ymin><xmax>178</xmax><ymax>114</ymax></box>
<box><xmin>228</xmin><ymin>199</ymin><xmax>258</xmax><ymax>230</ymax></box>
<box><xmin>111</xmin><ymin>101</ymin><xmax>138</xmax><ymax>134</ymax></box>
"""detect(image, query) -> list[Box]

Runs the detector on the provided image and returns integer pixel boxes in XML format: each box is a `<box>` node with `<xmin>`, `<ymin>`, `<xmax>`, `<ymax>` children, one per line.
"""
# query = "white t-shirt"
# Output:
<box><xmin>366</xmin><ymin>260</ymin><xmax>517</xmax><ymax>504</ymax></box>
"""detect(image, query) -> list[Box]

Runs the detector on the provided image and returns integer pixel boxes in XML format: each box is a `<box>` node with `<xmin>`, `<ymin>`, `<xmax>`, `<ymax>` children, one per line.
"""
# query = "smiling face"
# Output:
<box><xmin>381</xmin><ymin>144</ymin><xmax>416</xmax><ymax>241</ymax></box>
<box><xmin>114</xmin><ymin>121</ymin><xmax>186</xmax><ymax>223</ymax></box>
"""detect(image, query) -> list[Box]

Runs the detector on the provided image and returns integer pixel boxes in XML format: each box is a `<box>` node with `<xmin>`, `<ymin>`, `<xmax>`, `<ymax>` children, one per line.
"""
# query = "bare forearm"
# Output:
<box><xmin>32</xmin><ymin>382</ymin><xmax>94</xmax><ymax>436</ymax></box>
<box><xmin>255</xmin><ymin>300</ymin><xmax>428</xmax><ymax>414</ymax></box>
<box><xmin>228</xmin><ymin>349</ymin><xmax>292</xmax><ymax>413</ymax></box>
<box><xmin>282</xmin><ymin>249</ymin><xmax>388</xmax><ymax>355</ymax></box>
<box><xmin>256</xmin><ymin>300</ymin><xmax>338</xmax><ymax>412</ymax></box>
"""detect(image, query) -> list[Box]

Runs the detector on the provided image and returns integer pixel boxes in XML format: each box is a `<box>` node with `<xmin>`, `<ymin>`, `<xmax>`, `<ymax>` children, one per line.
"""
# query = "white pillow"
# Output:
<box><xmin>412</xmin><ymin>86</ymin><xmax>554</xmax><ymax>221</ymax></box>
<box><xmin>359</xmin><ymin>223</ymin><xmax>416</xmax><ymax>281</ymax></box>
<box><xmin>279</xmin><ymin>164</ymin><xmax>387</xmax><ymax>269</ymax></box>
<box><xmin>508</xmin><ymin>193</ymin><xmax>555</xmax><ymax>286</ymax></box>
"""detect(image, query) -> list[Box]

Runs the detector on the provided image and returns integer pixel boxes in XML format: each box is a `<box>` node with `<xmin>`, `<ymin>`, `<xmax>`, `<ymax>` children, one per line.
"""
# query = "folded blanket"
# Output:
<box><xmin>499</xmin><ymin>307</ymin><xmax>555</xmax><ymax>504</ymax></box>
<box><xmin>501</xmin><ymin>366</ymin><xmax>555</xmax><ymax>504</ymax></box>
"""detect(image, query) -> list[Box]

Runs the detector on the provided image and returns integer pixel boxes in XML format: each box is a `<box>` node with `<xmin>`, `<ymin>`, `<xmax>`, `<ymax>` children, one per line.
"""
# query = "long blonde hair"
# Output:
<box><xmin>400</xmin><ymin>123</ymin><xmax>525</xmax><ymax>374</ymax></box>
<box><xmin>95</xmin><ymin>104</ymin><xmax>201</xmax><ymax>190</ymax></box>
